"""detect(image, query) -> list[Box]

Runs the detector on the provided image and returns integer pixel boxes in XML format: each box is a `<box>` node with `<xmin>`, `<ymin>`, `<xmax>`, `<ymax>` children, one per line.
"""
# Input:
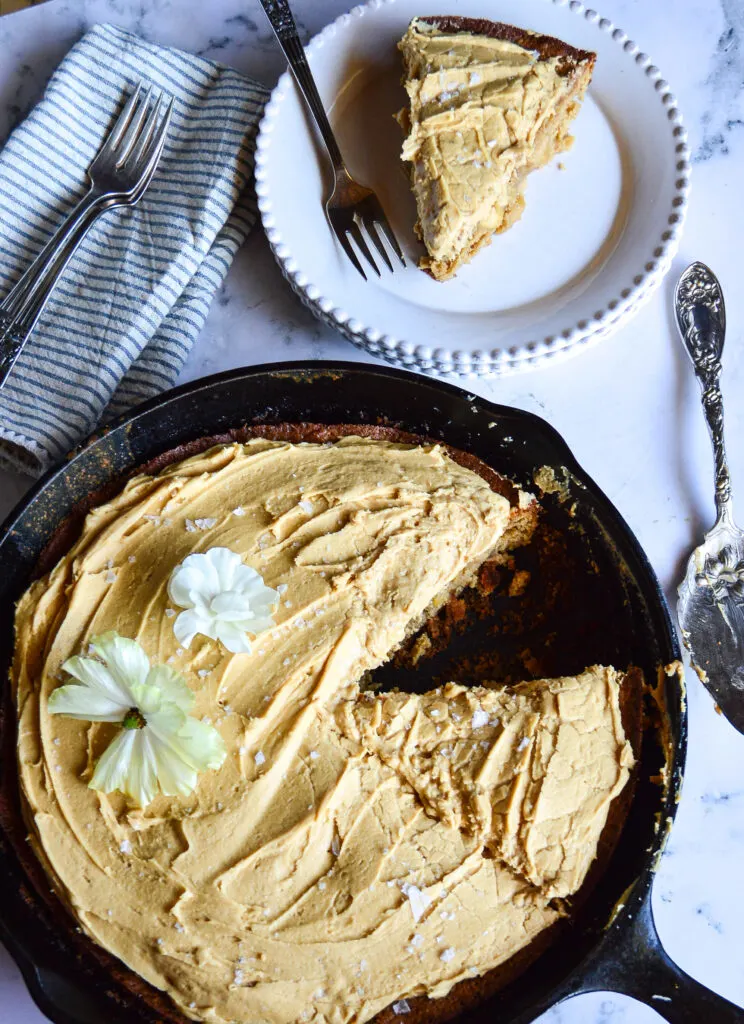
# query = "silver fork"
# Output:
<box><xmin>258</xmin><ymin>0</ymin><xmax>405</xmax><ymax>281</ymax></box>
<box><xmin>0</xmin><ymin>82</ymin><xmax>174</xmax><ymax>389</ymax></box>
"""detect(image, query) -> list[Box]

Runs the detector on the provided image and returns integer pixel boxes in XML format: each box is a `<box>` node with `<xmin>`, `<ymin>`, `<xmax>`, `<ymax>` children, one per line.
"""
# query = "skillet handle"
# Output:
<box><xmin>578</xmin><ymin>893</ymin><xmax>744</xmax><ymax>1022</ymax></box>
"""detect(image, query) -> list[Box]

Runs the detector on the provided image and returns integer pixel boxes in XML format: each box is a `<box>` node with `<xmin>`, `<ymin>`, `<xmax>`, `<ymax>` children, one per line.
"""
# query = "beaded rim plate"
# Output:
<box><xmin>255</xmin><ymin>0</ymin><xmax>690</xmax><ymax>378</ymax></box>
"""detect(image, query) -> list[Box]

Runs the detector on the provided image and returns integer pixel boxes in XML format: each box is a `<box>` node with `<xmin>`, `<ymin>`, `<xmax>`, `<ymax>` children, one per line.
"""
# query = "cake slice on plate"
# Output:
<box><xmin>398</xmin><ymin>16</ymin><xmax>596</xmax><ymax>280</ymax></box>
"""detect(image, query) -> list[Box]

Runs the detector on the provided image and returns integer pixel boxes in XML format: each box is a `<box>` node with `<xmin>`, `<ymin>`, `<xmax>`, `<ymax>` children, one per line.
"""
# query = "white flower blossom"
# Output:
<box><xmin>168</xmin><ymin>547</ymin><xmax>278</xmax><ymax>655</ymax></box>
<box><xmin>48</xmin><ymin>632</ymin><xmax>226</xmax><ymax>807</ymax></box>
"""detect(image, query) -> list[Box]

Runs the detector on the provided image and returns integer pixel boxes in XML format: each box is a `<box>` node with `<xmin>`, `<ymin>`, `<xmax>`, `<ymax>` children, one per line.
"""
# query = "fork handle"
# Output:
<box><xmin>0</xmin><ymin>311</ymin><xmax>28</xmax><ymax>386</ymax></box>
<box><xmin>2</xmin><ymin>186</ymin><xmax>102</xmax><ymax>322</ymax></box>
<box><xmin>0</xmin><ymin>195</ymin><xmax>105</xmax><ymax>390</ymax></box>
<box><xmin>258</xmin><ymin>0</ymin><xmax>345</xmax><ymax>170</ymax></box>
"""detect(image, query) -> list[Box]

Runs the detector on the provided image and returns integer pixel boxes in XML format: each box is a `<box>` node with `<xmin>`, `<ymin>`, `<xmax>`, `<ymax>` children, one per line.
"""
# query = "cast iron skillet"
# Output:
<box><xmin>0</xmin><ymin>362</ymin><xmax>741</xmax><ymax>1024</ymax></box>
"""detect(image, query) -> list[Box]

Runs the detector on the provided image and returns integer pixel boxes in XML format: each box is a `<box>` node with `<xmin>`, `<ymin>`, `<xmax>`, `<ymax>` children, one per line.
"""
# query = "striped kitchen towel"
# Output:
<box><xmin>0</xmin><ymin>23</ymin><xmax>268</xmax><ymax>475</ymax></box>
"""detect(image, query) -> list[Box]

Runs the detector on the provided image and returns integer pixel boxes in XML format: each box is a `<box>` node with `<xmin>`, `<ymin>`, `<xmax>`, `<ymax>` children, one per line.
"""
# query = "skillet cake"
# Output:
<box><xmin>398</xmin><ymin>17</ymin><xmax>596</xmax><ymax>280</ymax></box>
<box><xmin>10</xmin><ymin>426</ymin><xmax>636</xmax><ymax>1024</ymax></box>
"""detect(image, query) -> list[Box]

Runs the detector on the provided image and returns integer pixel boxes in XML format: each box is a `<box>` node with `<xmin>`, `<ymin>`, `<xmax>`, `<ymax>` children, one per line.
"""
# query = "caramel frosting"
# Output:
<box><xmin>12</xmin><ymin>438</ymin><xmax>631</xmax><ymax>1024</ymax></box>
<box><xmin>399</xmin><ymin>18</ymin><xmax>594</xmax><ymax>279</ymax></box>
<box><xmin>338</xmin><ymin>671</ymin><xmax>634</xmax><ymax>899</ymax></box>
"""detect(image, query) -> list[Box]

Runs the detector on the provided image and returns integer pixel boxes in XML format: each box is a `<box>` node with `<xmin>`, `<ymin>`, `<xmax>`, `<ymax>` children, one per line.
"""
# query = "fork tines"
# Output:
<box><xmin>93</xmin><ymin>82</ymin><xmax>174</xmax><ymax>185</ymax></box>
<box><xmin>330</xmin><ymin>197</ymin><xmax>405</xmax><ymax>281</ymax></box>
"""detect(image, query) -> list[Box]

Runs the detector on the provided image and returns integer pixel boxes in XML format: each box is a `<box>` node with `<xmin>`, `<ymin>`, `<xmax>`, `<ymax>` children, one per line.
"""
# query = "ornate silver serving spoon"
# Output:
<box><xmin>675</xmin><ymin>261</ymin><xmax>744</xmax><ymax>734</ymax></box>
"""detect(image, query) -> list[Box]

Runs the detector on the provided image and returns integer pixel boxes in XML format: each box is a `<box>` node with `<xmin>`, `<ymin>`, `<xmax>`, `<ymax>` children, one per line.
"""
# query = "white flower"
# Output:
<box><xmin>167</xmin><ymin>547</ymin><xmax>278</xmax><ymax>655</ymax></box>
<box><xmin>48</xmin><ymin>632</ymin><xmax>226</xmax><ymax>807</ymax></box>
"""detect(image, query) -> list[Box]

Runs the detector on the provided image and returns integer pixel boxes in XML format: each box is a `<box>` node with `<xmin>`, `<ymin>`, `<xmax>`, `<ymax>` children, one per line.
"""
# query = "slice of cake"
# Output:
<box><xmin>398</xmin><ymin>16</ymin><xmax>596</xmax><ymax>280</ymax></box>
<box><xmin>337</xmin><ymin>667</ymin><xmax>637</xmax><ymax>899</ymax></box>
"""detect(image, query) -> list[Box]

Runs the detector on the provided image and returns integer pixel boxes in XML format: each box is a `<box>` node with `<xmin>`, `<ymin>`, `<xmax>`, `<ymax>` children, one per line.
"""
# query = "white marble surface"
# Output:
<box><xmin>1</xmin><ymin>0</ymin><xmax>743</xmax><ymax>1022</ymax></box>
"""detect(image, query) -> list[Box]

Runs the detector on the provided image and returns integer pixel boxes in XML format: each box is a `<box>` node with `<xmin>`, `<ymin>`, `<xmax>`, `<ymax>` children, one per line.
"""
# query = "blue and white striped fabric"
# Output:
<box><xmin>0</xmin><ymin>23</ymin><xmax>268</xmax><ymax>475</ymax></box>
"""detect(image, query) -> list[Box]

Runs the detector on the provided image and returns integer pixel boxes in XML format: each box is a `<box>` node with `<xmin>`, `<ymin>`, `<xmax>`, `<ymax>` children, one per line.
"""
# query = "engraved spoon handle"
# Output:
<box><xmin>675</xmin><ymin>262</ymin><xmax>733</xmax><ymax>524</ymax></box>
<box><xmin>257</xmin><ymin>0</ymin><xmax>345</xmax><ymax>170</ymax></box>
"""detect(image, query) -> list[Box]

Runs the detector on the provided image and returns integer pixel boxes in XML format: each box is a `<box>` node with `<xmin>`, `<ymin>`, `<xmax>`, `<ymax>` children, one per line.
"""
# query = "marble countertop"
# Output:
<box><xmin>1</xmin><ymin>0</ymin><xmax>743</xmax><ymax>1022</ymax></box>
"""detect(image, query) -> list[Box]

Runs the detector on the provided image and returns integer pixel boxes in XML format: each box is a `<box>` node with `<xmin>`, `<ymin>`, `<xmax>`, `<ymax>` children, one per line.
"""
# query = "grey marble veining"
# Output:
<box><xmin>1</xmin><ymin>1</ymin><xmax>744</xmax><ymax>1023</ymax></box>
<box><xmin>696</xmin><ymin>0</ymin><xmax>744</xmax><ymax>163</ymax></box>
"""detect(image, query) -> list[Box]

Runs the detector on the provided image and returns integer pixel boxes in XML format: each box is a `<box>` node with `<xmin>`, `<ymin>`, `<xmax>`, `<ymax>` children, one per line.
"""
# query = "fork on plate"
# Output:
<box><xmin>258</xmin><ymin>0</ymin><xmax>405</xmax><ymax>281</ymax></box>
<box><xmin>0</xmin><ymin>82</ymin><xmax>173</xmax><ymax>390</ymax></box>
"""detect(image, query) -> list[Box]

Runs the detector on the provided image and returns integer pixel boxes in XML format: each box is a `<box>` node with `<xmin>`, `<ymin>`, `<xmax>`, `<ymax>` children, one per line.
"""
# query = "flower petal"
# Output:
<box><xmin>150</xmin><ymin>741</ymin><xmax>198</xmax><ymax>798</ymax></box>
<box><xmin>206</xmin><ymin>547</ymin><xmax>241</xmax><ymax>590</ymax></box>
<box><xmin>61</xmin><ymin>655</ymin><xmax>132</xmax><ymax>706</ymax></box>
<box><xmin>127</xmin><ymin>681</ymin><xmax>163</xmax><ymax>716</ymax></box>
<box><xmin>210</xmin><ymin>591</ymin><xmax>258</xmax><ymax>621</ymax></box>
<box><xmin>89</xmin><ymin>729</ymin><xmax>138</xmax><ymax>796</ymax></box>
<box><xmin>173</xmin><ymin>608</ymin><xmax>210</xmax><ymax>649</ymax></box>
<box><xmin>147</xmin><ymin>710</ymin><xmax>226</xmax><ymax>773</ymax></box>
<box><xmin>91</xmin><ymin>633</ymin><xmax>150</xmax><ymax>692</ymax></box>
<box><xmin>240</xmin><ymin>615</ymin><xmax>276</xmax><ymax>636</ymax></box>
<box><xmin>145</xmin><ymin>665</ymin><xmax>195</xmax><ymax>713</ymax></box>
<box><xmin>214</xmin><ymin>621</ymin><xmax>253</xmax><ymax>654</ymax></box>
<box><xmin>48</xmin><ymin>684</ymin><xmax>127</xmax><ymax>722</ymax></box>
<box><xmin>169</xmin><ymin>561</ymin><xmax>209</xmax><ymax>609</ymax></box>
<box><xmin>126</xmin><ymin>732</ymin><xmax>160</xmax><ymax>807</ymax></box>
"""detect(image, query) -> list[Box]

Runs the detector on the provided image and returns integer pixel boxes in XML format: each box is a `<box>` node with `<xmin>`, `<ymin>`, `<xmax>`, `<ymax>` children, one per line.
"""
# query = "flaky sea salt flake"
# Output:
<box><xmin>401</xmin><ymin>882</ymin><xmax>430</xmax><ymax>922</ymax></box>
<box><xmin>471</xmin><ymin>708</ymin><xmax>489</xmax><ymax>729</ymax></box>
<box><xmin>392</xmin><ymin>1000</ymin><xmax>410</xmax><ymax>1015</ymax></box>
<box><xmin>195</xmin><ymin>518</ymin><xmax>217</xmax><ymax>531</ymax></box>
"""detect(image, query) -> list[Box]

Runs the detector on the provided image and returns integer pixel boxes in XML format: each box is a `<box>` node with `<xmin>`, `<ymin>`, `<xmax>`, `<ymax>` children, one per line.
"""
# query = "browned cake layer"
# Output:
<box><xmin>417</xmin><ymin>15</ymin><xmax>596</xmax><ymax>68</ymax></box>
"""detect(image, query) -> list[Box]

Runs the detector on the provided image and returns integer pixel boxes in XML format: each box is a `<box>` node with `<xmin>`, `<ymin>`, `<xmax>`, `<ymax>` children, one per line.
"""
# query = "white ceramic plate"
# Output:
<box><xmin>255</xmin><ymin>0</ymin><xmax>690</xmax><ymax>377</ymax></box>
